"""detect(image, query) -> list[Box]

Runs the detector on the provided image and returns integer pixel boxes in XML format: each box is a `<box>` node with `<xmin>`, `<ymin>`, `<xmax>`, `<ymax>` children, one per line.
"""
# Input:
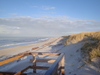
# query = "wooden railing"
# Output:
<box><xmin>44</xmin><ymin>53</ymin><xmax>64</xmax><ymax>75</ymax></box>
<box><xmin>0</xmin><ymin>52</ymin><xmax>64</xmax><ymax>75</ymax></box>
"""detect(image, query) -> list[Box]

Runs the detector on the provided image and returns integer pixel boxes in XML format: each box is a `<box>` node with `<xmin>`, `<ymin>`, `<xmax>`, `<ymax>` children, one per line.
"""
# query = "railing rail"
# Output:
<box><xmin>44</xmin><ymin>53</ymin><xmax>64</xmax><ymax>75</ymax></box>
<box><xmin>0</xmin><ymin>52</ymin><xmax>65</xmax><ymax>75</ymax></box>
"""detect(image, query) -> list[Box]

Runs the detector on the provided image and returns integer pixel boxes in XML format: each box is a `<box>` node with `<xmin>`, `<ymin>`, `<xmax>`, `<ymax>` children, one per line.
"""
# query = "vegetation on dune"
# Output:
<box><xmin>81</xmin><ymin>40</ymin><xmax>100</xmax><ymax>62</ymax></box>
<box><xmin>64</xmin><ymin>31</ymin><xmax>100</xmax><ymax>61</ymax></box>
<box><xmin>64</xmin><ymin>32</ymin><xmax>85</xmax><ymax>45</ymax></box>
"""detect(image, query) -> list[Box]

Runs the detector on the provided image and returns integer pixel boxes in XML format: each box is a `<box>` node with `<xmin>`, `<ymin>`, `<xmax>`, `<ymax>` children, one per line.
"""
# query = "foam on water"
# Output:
<box><xmin>0</xmin><ymin>37</ymin><xmax>49</xmax><ymax>49</ymax></box>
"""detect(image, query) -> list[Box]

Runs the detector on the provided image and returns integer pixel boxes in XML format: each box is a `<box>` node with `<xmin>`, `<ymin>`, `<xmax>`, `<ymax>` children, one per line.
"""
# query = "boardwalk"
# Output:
<box><xmin>0</xmin><ymin>52</ymin><xmax>64</xmax><ymax>75</ymax></box>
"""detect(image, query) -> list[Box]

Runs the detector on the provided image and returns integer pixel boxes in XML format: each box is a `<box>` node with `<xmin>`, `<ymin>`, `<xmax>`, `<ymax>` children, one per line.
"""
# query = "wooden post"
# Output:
<box><xmin>44</xmin><ymin>53</ymin><xmax>64</xmax><ymax>75</ymax></box>
<box><xmin>58</xmin><ymin>62</ymin><xmax>62</xmax><ymax>75</ymax></box>
<box><xmin>61</xmin><ymin>56</ymin><xmax>65</xmax><ymax>75</ymax></box>
<box><xmin>32</xmin><ymin>55</ymin><xmax>36</xmax><ymax>73</ymax></box>
<box><xmin>54</xmin><ymin>66</ymin><xmax>58</xmax><ymax>75</ymax></box>
<box><xmin>58</xmin><ymin>69</ymin><xmax>61</xmax><ymax>75</ymax></box>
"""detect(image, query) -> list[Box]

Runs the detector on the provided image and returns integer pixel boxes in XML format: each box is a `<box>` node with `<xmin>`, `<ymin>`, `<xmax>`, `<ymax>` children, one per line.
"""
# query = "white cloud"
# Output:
<box><xmin>0</xmin><ymin>25</ymin><xmax>20</xmax><ymax>36</ymax></box>
<box><xmin>31</xmin><ymin>6</ymin><xmax>56</xmax><ymax>10</ymax></box>
<box><xmin>42</xmin><ymin>6</ymin><xmax>55</xmax><ymax>10</ymax></box>
<box><xmin>8</xmin><ymin>26</ymin><xmax>20</xmax><ymax>30</ymax></box>
<box><xmin>0</xmin><ymin>16</ymin><xmax>100</xmax><ymax>37</ymax></box>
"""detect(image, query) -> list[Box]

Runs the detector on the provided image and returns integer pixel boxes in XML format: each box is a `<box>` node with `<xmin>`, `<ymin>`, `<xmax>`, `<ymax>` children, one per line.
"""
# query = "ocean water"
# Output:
<box><xmin>0</xmin><ymin>37</ymin><xmax>49</xmax><ymax>49</ymax></box>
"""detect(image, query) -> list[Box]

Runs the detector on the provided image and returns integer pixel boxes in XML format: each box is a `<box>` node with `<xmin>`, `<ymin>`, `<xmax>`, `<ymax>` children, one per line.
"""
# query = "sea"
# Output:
<box><xmin>0</xmin><ymin>37</ymin><xmax>49</xmax><ymax>49</ymax></box>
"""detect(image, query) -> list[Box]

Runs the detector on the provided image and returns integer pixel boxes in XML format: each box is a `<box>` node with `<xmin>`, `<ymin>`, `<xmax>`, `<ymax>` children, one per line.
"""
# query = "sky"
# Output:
<box><xmin>0</xmin><ymin>0</ymin><xmax>100</xmax><ymax>37</ymax></box>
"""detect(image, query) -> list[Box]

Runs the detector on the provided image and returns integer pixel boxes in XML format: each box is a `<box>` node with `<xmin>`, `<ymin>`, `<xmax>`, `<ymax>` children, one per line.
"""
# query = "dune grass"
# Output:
<box><xmin>64</xmin><ymin>32</ymin><xmax>85</xmax><ymax>45</ymax></box>
<box><xmin>64</xmin><ymin>31</ymin><xmax>100</xmax><ymax>61</ymax></box>
<box><xmin>81</xmin><ymin>40</ymin><xmax>100</xmax><ymax>61</ymax></box>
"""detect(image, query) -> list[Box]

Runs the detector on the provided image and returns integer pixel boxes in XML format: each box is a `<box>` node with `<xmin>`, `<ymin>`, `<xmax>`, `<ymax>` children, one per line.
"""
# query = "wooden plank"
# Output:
<box><xmin>14</xmin><ymin>66</ymin><xmax>31</xmax><ymax>75</ymax></box>
<box><xmin>0</xmin><ymin>53</ymin><xmax>29</xmax><ymax>65</ymax></box>
<box><xmin>30</xmin><ymin>59</ymin><xmax>55</xmax><ymax>63</ymax></box>
<box><xmin>36</xmin><ymin>59</ymin><xmax>55</xmax><ymax>63</ymax></box>
<box><xmin>0</xmin><ymin>72</ymin><xmax>27</xmax><ymax>75</ymax></box>
<box><xmin>0</xmin><ymin>52</ymin><xmax>64</xmax><ymax>75</ymax></box>
<box><xmin>30</xmin><ymin>52</ymin><xmax>61</xmax><ymax>55</ymax></box>
<box><xmin>44</xmin><ymin>53</ymin><xmax>64</xmax><ymax>75</ymax></box>
<box><xmin>30</xmin><ymin>66</ymin><xmax>49</xmax><ymax>70</ymax></box>
<box><xmin>0</xmin><ymin>52</ymin><xmax>60</xmax><ymax>65</ymax></box>
<box><xmin>32</xmin><ymin>47</ymin><xmax>39</xmax><ymax>50</ymax></box>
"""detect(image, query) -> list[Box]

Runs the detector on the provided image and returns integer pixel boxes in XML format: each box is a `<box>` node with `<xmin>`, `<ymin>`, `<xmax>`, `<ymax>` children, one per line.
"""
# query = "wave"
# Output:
<box><xmin>0</xmin><ymin>37</ymin><xmax>49</xmax><ymax>49</ymax></box>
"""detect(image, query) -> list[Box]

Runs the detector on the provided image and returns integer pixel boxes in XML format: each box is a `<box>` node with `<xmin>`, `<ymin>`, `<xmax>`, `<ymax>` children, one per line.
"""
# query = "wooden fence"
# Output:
<box><xmin>0</xmin><ymin>52</ymin><xmax>64</xmax><ymax>75</ymax></box>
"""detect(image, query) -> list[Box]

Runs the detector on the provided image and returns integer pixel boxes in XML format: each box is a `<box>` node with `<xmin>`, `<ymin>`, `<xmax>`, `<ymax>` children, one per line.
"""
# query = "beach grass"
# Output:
<box><xmin>64</xmin><ymin>31</ymin><xmax>100</xmax><ymax>61</ymax></box>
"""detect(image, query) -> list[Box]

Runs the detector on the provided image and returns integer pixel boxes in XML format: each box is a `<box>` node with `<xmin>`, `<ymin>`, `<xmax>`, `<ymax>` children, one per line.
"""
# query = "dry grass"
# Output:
<box><xmin>64</xmin><ymin>31</ymin><xmax>94</xmax><ymax>45</ymax></box>
<box><xmin>89</xmin><ymin>48</ymin><xmax>100</xmax><ymax>59</ymax></box>
<box><xmin>81</xmin><ymin>40</ymin><xmax>100</xmax><ymax>61</ymax></box>
<box><xmin>64</xmin><ymin>31</ymin><xmax>100</xmax><ymax>61</ymax></box>
<box><xmin>64</xmin><ymin>32</ymin><xmax>85</xmax><ymax>45</ymax></box>
<box><xmin>91</xmin><ymin>31</ymin><xmax>100</xmax><ymax>40</ymax></box>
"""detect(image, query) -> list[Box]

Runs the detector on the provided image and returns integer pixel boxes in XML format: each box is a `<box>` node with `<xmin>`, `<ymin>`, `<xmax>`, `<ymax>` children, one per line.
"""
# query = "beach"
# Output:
<box><xmin>0</xmin><ymin>37</ymin><xmax>61</xmax><ymax>59</ymax></box>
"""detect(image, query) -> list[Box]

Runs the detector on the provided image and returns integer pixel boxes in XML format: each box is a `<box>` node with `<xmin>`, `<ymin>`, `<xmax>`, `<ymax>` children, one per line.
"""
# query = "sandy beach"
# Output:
<box><xmin>0</xmin><ymin>37</ymin><xmax>59</xmax><ymax>57</ymax></box>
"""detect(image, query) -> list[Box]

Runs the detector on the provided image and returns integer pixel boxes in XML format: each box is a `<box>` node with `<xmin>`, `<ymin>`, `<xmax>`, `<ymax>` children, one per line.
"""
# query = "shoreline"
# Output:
<box><xmin>0</xmin><ymin>37</ymin><xmax>60</xmax><ymax>60</ymax></box>
<box><xmin>0</xmin><ymin>37</ymin><xmax>50</xmax><ymax>49</ymax></box>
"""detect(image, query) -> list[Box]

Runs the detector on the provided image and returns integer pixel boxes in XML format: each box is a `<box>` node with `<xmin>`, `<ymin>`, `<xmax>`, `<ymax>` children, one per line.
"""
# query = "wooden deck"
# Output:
<box><xmin>0</xmin><ymin>52</ymin><xmax>65</xmax><ymax>75</ymax></box>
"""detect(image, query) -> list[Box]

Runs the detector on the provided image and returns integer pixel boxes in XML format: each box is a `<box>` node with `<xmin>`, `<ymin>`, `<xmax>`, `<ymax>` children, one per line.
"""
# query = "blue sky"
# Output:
<box><xmin>0</xmin><ymin>0</ymin><xmax>100</xmax><ymax>20</ymax></box>
<box><xmin>0</xmin><ymin>0</ymin><xmax>100</xmax><ymax>37</ymax></box>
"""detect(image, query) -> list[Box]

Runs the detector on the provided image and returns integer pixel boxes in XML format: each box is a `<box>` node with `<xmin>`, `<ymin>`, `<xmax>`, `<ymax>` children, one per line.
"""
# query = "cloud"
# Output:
<box><xmin>0</xmin><ymin>16</ymin><xmax>100</xmax><ymax>37</ymax></box>
<box><xmin>42</xmin><ymin>6</ymin><xmax>55</xmax><ymax>10</ymax></box>
<box><xmin>31</xmin><ymin>6</ymin><xmax>56</xmax><ymax>10</ymax></box>
<box><xmin>8</xmin><ymin>26</ymin><xmax>20</xmax><ymax>30</ymax></box>
<box><xmin>0</xmin><ymin>25</ymin><xmax>20</xmax><ymax>36</ymax></box>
